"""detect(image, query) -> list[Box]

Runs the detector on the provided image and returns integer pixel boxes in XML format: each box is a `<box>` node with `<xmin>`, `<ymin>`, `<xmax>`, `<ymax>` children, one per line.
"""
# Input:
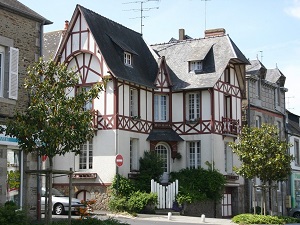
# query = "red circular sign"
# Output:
<box><xmin>115</xmin><ymin>154</ymin><xmax>123</xmax><ymax>167</ymax></box>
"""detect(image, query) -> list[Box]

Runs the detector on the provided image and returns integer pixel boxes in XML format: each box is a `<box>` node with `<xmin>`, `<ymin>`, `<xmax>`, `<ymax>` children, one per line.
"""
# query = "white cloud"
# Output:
<box><xmin>285</xmin><ymin>0</ymin><xmax>300</xmax><ymax>19</ymax></box>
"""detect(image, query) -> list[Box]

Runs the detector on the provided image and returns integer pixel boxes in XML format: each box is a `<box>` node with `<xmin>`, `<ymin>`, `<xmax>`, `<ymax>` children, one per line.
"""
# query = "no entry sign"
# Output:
<box><xmin>115</xmin><ymin>154</ymin><xmax>123</xmax><ymax>167</ymax></box>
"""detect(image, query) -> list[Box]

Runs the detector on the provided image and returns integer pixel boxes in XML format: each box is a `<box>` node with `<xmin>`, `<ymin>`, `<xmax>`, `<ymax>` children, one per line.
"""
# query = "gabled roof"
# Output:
<box><xmin>151</xmin><ymin>35</ymin><xmax>249</xmax><ymax>91</ymax></box>
<box><xmin>77</xmin><ymin>5</ymin><xmax>158</xmax><ymax>88</ymax></box>
<box><xmin>0</xmin><ymin>0</ymin><xmax>52</xmax><ymax>24</ymax></box>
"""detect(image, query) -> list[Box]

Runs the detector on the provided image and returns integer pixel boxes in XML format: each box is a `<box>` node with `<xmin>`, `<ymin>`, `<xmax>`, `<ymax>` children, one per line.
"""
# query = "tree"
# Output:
<box><xmin>5</xmin><ymin>59</ymin><xmax>104</xmax><ymax>224</ymax></box>
<box><xmin>229</xmin><ymin>123</ymin><xmax>293</xmax><ymax>215</ymax></box>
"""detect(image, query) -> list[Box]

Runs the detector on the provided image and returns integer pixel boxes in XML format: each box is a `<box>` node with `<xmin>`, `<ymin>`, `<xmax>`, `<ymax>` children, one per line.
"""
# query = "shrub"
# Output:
<box><xmin>0</xmin><ymin>201</ymin><xmax>29</xmax><ymax>225</ymax></box>
<box><xmin>170</xmin><ymin>167</ymin><xmax>226</xmax><ymax>204</ymax></box>
<box><xmin>108</xmin><ymin>196</ymin><xmax>128</xmax><ymax>212</ymax></box>
<box><xmin>231</xmin><ymin>214</ymin><xmax>299</xmax><ymax>225</ymax></box>
<box><xmin>50</xmin><ymin>218</ymin><xmax>129</xmax><ymax>225</ymax></box>
<box><xmin>127</xmin><ymin>191</ymin><xmax>158</xmax><ymax>213</ymax></box>
<box><xmin>110</xmin><ymin>174</ymin><xmax>136</xmax><ymax>197</ymax></box>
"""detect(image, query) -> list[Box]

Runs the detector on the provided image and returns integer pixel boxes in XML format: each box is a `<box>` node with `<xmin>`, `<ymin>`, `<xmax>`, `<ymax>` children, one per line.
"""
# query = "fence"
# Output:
<box><xmin>151</xmin><ymin>179</ymin><xmax>178</xmax><ymax>209</ymax></box>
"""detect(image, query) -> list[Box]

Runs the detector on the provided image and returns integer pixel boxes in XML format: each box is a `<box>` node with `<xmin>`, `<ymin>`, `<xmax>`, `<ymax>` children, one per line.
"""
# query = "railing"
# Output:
<box><xmin>92</xmin><ymin>110</ymin><xmax>99</xmax><ymax>129</ymax></box>
<box><xmin>222</xmin><ymin>117</ymin><xmax>240</xmax><ymax>135</ymax></box>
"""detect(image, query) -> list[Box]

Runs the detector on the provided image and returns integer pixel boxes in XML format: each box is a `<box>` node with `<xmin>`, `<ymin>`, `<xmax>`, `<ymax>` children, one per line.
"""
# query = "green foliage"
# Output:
<box><xmin>170</xmin><ymin>167</ymin><xmax>226</xmax><ymax>204</ymax></box>
<box><xmin>0</xmin><ymin>201</ymin><xmax>29</xmax><ymax>225</ymax></box>
<box><xmin>134</xmin><ymin>151</ymin><xmax>164</xmax><ymax>192</ymax></box>
<box><xmin>109</xmin><ymin>173</ymin><xmax>158</xmax><ymax>213</ymax></box>
<box><xmin>37</xmin><ymin>218</ymin><xmax>129</xmax><ymax>225</ymax></box>
<box><xmin>5</xmin><ymin>59</ymin><xmax>104</xmax><ymax>160</ymax></box>
<box><xmin>229</xmin><ymin>124</ymin><xmax>293</xmax><ymax>183</ymax></box>
<box><xmin>111</xmin><ymin>174</ymin><xmax>136</xmax><ymax>197</ymax></box>
<box><xmin>127</xmin><ymin>191</ymin><xmax>158</xmax><ymax>213</ymax></box>
<box><xmin>232</xmin><ymin>213</ymin><xmax>300</xmax><ymax>224</ymax></box>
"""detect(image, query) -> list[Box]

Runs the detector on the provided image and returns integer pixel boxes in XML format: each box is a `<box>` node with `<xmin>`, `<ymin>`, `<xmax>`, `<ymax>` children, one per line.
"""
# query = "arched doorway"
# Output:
<box><xmin>155</xmin><ymin>143</ymin><xmax>170</xmax><ymax>183</ymax></box>
<box><xmin>77</xmin><ymin>190</ymin><xmax>91</xmax><ymax>201</ymax></box>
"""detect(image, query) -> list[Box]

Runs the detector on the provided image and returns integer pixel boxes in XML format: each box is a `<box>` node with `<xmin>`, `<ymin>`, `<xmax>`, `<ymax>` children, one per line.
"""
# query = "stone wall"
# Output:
<box><xmin>181</xmin><ymin>201</ymin><xmax>222</xmax><ymax>218</ymax></box>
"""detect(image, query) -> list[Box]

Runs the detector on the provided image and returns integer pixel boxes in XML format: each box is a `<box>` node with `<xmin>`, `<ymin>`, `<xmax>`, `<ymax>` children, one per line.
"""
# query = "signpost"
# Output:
<box><xmin>115</xmin><ymin>154</ymin><xmax>123</xmax><ymax>194</ymax></box>
<box><xmin>115</xmin><ymin>154</ymin><xmax>123</xmax><ymax>167</ymax></box>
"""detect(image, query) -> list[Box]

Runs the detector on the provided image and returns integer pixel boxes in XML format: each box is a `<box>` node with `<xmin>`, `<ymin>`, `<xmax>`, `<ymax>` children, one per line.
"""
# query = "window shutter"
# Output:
<box><xmin>9</xmin><ymin>47</ymin><xmax>19</xmax><ymax>100</ymax></box>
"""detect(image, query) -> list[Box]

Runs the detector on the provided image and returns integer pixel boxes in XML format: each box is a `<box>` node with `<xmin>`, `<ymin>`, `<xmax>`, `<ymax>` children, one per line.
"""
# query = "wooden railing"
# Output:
<box><xmin>222</xmin><ymin>117</ymin><xmax>240</xmax><ymax>135</ymax></box>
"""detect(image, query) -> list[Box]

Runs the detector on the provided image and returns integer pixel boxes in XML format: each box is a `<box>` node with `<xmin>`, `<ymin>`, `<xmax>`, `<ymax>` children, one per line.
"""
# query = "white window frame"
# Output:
<box><xmin>130</xmin><ymin>88</ymin><xmax>138</xmax><ymax>117</ymax></box>
<box><xmin>79</xmin><ymin>140</ymin><xmax>93</xmax><ymax>170</ymax></box>
<box><xmin>255</xmin><ymin>115</ymin><xmax>261</xmax><ymax>128</ymax></box>
<box><xmin>224</xmin><ymin>142</ymin><xmax>233</xmax><ymax>173</ymax></box>
<box><xmin>154</xmin><ymin>94</ymin><xmax>168</xmax><ymax>122</ymax></box>
<box><xmin>130</xmin><ymin>138</ymin><xmax>139</xmax><ymax>171</ymax></box>
<box><xmin>189</xmin><ymin>60</ymin><xmax>203</xmax><ymax>72</ymax></box>
<box><xmin>187</xmin><ymin>92</ymin><xmax>200</xmax><ymax>121</ymax></box>
<box><xmin>188</xmin><ymin>141</ymin><xmax>201</xmax><ymax>169</ymax></box>
<box><xmin>124</xmin><ymin>52</ymin><xmax>132</xmax><ymax>65</ymax></box>
<box><xmin>155</xmin><ymin>144</ymin><xmax>169</xmax><ymax>173</ymax></box>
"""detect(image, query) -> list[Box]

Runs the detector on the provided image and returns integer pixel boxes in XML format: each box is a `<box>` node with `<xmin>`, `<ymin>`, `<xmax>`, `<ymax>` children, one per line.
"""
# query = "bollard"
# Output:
<box><xmin>201</xmin><ymin>214</ymin><xmax>205</xmax><ymax>222</ymax></box>
<box><xmin>168</xmin><ymin>212</ymin><xmax>172</xmax><ymax>220</ymax></box>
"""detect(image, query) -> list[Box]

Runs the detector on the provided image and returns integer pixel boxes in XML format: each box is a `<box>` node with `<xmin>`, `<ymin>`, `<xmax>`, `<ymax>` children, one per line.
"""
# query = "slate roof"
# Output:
<box><xmin>77</xmin><ymin>5</ymin><xmax>158</xmax><ymax>88</ymax></box>
<box><xmin>147</xmin><ymin>129</ymin><xmax>184</xmax><ymax>142</ymax></box>
<box><xmin>43</xmin><ymin>30</ymin><xmax>64</xmax><ymax>61</ymax></box>
<box><xmin>265</xmin><ymin>68</ymin><xmax>286</xmax><ymax>86</ymax></box>
<box><xmin>246</xmin><ymin>60</ymin><xmax>267</xmax><ymax>78</ymax></box>
<box><xmin>0</xmin><ymin>0</ymin><xmax>52</xmax><ymax>24</ymax></box>
<box><xmin>151</xmin><ymin>35</ymin><xmax>249</xmax><ymax>91</ymax></box>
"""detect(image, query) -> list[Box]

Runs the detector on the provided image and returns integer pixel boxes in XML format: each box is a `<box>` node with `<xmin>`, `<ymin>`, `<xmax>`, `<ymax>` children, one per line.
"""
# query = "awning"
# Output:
<box><xmin>147</xmin><ymin>129</ymin><xmax>183</xmax><ymax>142</ymax></box>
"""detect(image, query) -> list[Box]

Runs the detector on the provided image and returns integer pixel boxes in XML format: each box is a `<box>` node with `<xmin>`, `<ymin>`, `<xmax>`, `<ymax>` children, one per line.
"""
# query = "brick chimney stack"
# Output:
<box><xmin>179</xmin><ymin>28</ymin><xmax>185</xmax><ymax>40</ymax></box>
<box><xmin>64</xmin><ymin>20</ymin><xmax>69</xmax><ymax>30</ymax></box>
<box><xmin>204</xmin><ymin>28</ymin><xmax>226</xmax><ymax>38</ymax></box>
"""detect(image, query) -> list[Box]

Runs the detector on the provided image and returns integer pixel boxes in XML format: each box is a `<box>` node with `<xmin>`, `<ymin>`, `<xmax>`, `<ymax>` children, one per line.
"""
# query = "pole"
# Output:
<box><xmin>68</xmin><ymin>168</ymin><xmax>72</xmax><ymax>225</ymax></box>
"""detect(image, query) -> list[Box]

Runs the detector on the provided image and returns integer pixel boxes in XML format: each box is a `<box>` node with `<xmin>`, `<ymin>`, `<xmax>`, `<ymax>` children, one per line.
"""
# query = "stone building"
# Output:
<box><xmin>0</xmin><ymin>0</ymin><xmax>51</xmax><ymax>219</ymax></box>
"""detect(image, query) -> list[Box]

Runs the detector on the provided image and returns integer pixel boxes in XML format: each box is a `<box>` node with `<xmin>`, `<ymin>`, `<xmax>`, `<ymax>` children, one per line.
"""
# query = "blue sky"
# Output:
<box><xmin>19</xmin><ymin>0</ymin><xmax>300</xmax><ymax>115</ymax></box>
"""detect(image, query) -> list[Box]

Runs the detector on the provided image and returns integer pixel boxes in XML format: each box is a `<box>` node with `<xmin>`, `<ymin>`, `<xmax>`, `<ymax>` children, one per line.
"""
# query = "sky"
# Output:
<box><xmin>19</xmin><ymin>0</ymin><xmax>300</xmax><ymax>116</ymax></box>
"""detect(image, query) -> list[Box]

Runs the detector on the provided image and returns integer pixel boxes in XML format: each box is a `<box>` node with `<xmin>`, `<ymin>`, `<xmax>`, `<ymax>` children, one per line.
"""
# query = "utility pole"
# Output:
<box><xmin>123</xmin><ymin>0</ymin><xmax>159</xmax><ymax>36</ymax></box>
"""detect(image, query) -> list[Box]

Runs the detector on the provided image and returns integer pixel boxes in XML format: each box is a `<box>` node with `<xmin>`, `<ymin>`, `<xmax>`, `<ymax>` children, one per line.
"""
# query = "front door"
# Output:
<box><xmin>155</xmin><ymin>143</ymin><xmax>170</xmax><ymax>183</ymax></box>
<box><xmin>222</xmin><ymin>187</ymin><xmax>232</xmax><ymax>217</ymax></box>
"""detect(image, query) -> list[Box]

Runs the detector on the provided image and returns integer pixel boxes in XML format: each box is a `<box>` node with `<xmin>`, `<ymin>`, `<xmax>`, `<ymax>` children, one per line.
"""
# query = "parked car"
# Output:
<box><xmin>289</xmin><ymin>207</ymin><xmax>300</xmax><ymax>218</ymax></box>
<box><xmin>41</xmin><ymin>188</ymin><xmax>85</xmax><ymax>215</ymax></box>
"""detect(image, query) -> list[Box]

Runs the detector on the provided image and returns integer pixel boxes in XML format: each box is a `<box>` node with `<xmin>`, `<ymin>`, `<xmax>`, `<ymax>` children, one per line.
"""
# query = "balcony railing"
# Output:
<box><xmin>222</xmin><ymin>117</ymin><xmax>240</xmax><ymax>136</ymax></box>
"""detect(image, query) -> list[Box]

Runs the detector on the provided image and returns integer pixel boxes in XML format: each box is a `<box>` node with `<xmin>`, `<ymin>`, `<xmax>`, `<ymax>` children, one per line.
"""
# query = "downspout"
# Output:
<box><xmin>36</xmin><ymin>21</ymin><xmax>45</xmax><ymax>221</ymax></box>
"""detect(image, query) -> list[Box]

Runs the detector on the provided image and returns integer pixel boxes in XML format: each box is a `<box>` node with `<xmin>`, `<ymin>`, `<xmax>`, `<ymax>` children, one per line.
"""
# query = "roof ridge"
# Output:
<box><xmin>77</xmin><ymin>4</ymin><xmax>141</xmax><ymax>36</ymax></box>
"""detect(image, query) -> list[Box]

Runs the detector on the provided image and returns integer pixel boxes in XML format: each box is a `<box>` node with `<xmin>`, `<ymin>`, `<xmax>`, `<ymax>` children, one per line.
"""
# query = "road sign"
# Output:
<box><xmin>115</xmin><ymin>154</ymin><xmax>123</xmax><ymax>167</ymax></box>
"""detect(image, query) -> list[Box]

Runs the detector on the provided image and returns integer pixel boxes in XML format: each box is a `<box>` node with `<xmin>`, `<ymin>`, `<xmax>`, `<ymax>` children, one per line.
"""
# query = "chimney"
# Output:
<box><xmin>204</xmin><ymin>28</ymin><xmax>226</xmax><ymax>38</ymax></box>
<box><xmin>179</xmin><ymin>28</ymin><xmax>185</xmax><ymax>40</ymax></box>
<box><xmin>64</xmin><ymin>20</ymin><xmax>69</xmax><ymax>30</ymax></box>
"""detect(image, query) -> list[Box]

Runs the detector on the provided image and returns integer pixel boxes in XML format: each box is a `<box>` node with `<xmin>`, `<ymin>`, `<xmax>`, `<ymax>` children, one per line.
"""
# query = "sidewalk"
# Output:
<box><xmin>92</xmin><ymin>210</ymin><xmax>237</xmax><ymax>225</ymax></box>
<box><xmin>92</xmin><ymin>210</ymin><xmax>300</xmax><ymax>225</ymax></box>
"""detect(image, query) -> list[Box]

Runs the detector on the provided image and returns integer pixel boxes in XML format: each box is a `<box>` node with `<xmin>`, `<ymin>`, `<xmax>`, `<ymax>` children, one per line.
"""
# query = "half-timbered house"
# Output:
<box><xmin>46</xmin><ymin>5</ymin><xmax>250</xmax><ymax>216</ymax></box>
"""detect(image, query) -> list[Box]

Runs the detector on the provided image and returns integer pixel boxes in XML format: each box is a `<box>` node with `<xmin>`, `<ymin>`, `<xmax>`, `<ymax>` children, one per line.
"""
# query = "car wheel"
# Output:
<box><xmin>53</xmin><ymin>203</ymin><xmax>65</xmax><ymax>215</ymax></box>
<box><xmin>293</xmin><ymin>212</ymin><xmax>300</xmax><ymax>218</ymax></box>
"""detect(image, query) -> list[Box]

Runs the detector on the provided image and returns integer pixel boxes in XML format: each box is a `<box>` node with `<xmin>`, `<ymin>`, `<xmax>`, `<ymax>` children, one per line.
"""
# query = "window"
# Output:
<box><xmin>7</xmin><ymin>149</ymin><xmax>21</xmax><ymax>206</ymax></box>
<box><xmin>155</xmin><ymin>144</ymin><xmax>169</xmax><ymax>173</ymax></box>
<box><xmin>256</xmin><ymin>79</ymin><xmax>261</xmax><ymax>99</ymax></box>
<box><xmin>225</xmin><ymin>96</ymin><xmax>231</xmax><ymax>119</ymax></box>
<box><xmin>224</xmin><ymin>68</ymin><xmax>230</xmax><ymax>83</ymax></box>
<box><xmin>124</xmin><ymin>52</ymin><xmax>132</xmax><ymax>65</ymax></box>
<box><xmin>277</xmin><ymin>121</ymin><xmax>281</xmax><ymax>138</ymax></box>
<box><xmin>79</xmin><ymin>140</ymin><xmax>93</xmax><ymax>170</ymax></box>
<box><xmin>275</xmin><ymin>87</ymin><xmax>280</xmax><ymax>107</ymax></box>
<box><xmin>187</xmin><ymin>92</ymin><xmax>200</xmax><ymax>121</ymax></box>
<box><xmin>295</xmin><ymin>139</ymin><xmax>300</xmax><ymax>166</ymax></box>
<box><xmin>188</xmin><ymin>141</ymin><xmax>201</xmax><ymax>169</ymax></box>
<box><xmin>130</xmin><ymin>138</ymin><xmax>139</xmax><ymax>171</ymax></box>
<box><xmin>189</xmin><ymin>60</ymin><xmax>203</xmax><ymax>73</ymax></box>
<box><xmin>224</xmin><ymin>142</ymin><xmax>233</xmax><ymax>173</ymax></box>
<box><xmin>255</xmin><ymin>116</ymin><xmax>261</xmax><ymax>128</ymax></box>
<box><xmin>77</xmin><ymin>86</ymin><xmax>92</xmax><ymax>111</ymax></box>
<box><xmin>130</xmin><ymin>88</ymin><xmax>138</xmax><ymax>117</ymax></box>
<box><xmin>154</xmin><ymin>94</ymin><xmax>168</xmax><ymax>121</ymax></box>
<box><xmin>0</xmin><ymin>46</ymin><xmax>19</xmax><ymax>99</ymax></box>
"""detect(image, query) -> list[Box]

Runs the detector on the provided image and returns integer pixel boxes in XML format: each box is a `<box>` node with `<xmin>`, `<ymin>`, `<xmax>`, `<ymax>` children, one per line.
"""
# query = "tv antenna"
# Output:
<box><xmin>123</xmin><ymin>0</ymin><xmax>159</xmax><ymax>36</ymax></box>
<box><xmin>201</xmin><ymin>0</ymin><xmax>211</xmax><ymax>30</ymax></box>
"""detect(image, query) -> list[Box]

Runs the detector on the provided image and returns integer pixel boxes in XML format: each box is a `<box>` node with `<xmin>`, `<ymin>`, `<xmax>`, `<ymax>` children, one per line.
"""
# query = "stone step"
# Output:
<box><xmin>155</xmin><ymin>209</ymin><xmax>181</xmax><ymax>216</ymax></box>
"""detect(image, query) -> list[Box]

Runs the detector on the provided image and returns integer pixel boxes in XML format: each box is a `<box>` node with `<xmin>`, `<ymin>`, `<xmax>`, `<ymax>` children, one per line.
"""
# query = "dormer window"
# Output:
<box><xmin>124</xmin><ymin>52</ymin><xmax>132</xmax><ymax>66</ymax></box>
<box><xmin>189</xmin><ymin>60</ymin><xmax>203</xmax><ymax>73</ymax></box>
